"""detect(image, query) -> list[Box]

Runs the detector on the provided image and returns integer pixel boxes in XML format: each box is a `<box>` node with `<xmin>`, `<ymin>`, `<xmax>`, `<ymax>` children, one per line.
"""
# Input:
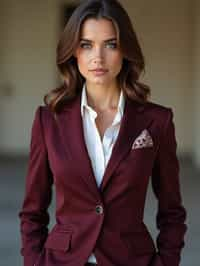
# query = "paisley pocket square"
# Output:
<box><xmin>132</xmin><ymin>129</ymin><xmax>153</xmax><ymax>150</ymax></box>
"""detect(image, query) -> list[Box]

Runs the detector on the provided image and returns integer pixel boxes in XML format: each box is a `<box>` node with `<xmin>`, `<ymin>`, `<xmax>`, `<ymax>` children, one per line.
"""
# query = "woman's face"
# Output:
<box><xmin>74</xmin><ymin>18</ymin><xmax>123</xmax><ymax>87</ymax></box>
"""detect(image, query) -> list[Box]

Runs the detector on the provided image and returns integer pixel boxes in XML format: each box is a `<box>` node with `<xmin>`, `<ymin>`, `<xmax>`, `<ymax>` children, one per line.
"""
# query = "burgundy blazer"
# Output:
<box><xmin>19</xmin><ymin>92</ymin><xmax>187</xmax><ymax>266</ymax></box>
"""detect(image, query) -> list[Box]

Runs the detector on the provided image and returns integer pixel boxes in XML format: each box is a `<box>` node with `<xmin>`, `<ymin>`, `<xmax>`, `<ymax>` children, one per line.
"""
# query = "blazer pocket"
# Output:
<box><xmin>128</xmin><ymin>146</ymin><xmax>156</xmax><ymax>169</ymax></box>
<box><xmin>131</xmin><ymin>146</ymin><xmax>155</xmax><ymax>154</ymax></box>
<box><xmin>44</xmin><ymin>229</ymin><xmax>72</xmax><ymax>252</ymax></box>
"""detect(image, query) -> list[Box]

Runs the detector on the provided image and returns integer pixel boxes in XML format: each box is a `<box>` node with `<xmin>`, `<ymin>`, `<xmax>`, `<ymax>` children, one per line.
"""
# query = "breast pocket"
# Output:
<box><xmin>130</xmin><ymin>145</ymin><xmax>155</xmax><ymax>158</ymax></box>
<box><xmin>114</xmin><ymin>146</ymin><xmax>157</xmax><ymax>189</ymax></box>
<box><xmin>128</xmin><ymin>146</ymin><xmax>156</xmax><ymax>172</ymax></box>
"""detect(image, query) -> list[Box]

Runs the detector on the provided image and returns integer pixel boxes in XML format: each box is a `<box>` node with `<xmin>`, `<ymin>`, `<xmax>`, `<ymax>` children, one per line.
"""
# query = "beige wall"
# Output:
<box><xmin>193</xmin><ymin>0</ymin><xmax>200</xmax><ymax>167</ymax></box>
<box><xmin>122</xmin><ymin>0</ymin><xmax>194</xmax><ymax>155</ymax></box>
<box><xmin>0</xmin><ymin>0</ymin><xmax>199</xmax><ymax>167</ymax></box>
<box><xmin>0</xmin><ymin>0</ymin><xmax>59</xmax><ymax>153</ymax></box>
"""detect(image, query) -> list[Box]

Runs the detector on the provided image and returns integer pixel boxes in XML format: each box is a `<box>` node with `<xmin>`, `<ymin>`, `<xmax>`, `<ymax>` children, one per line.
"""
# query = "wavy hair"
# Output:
<box><xmin>44</xmin><ymin>0</ymin><xmax>151</xmax><ymax>113</ymax></box>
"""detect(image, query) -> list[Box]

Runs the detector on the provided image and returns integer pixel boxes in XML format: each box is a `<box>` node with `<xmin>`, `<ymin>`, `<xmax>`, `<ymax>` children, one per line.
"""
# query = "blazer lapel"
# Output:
<box><xmin>56</xmin><ymin>93</ymin><xmax>102</xmax><ymax>200</ymax></box>
<box><xmin>56</xmin><ymin>93</ymin><xmax>153</xmax><ymax>196</ymax></box>
<box><xmin>99</xmin><ymin>97</ymin><xmax>153</xmax><ymax>192</ymax></box>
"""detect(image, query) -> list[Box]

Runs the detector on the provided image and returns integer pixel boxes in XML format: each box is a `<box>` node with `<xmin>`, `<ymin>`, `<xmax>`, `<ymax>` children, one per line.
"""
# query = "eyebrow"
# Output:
<box><xmin>80</xmin><ymin>38</ymin><xmax>117</xmax><ymax>42</ymax></box>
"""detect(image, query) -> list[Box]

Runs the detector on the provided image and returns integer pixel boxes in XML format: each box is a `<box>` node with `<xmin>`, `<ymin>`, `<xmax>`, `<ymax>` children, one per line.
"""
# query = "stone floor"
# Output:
<box><xmin>0</xmin><ymin>155</ymin><xmax>199</xmax><ymax>266</ymax></box>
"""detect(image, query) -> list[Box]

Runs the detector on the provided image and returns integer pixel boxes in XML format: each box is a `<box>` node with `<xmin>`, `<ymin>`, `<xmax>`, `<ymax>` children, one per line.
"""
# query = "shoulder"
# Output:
<box><xmin>142</xmin><ymin>101</ymin><xmax>176</xmax><ymax>141</ymax></box>
<box><xmin>39</xmin><ymin>104</ymin><xmax>52</xmax><ymax>115</ymax></box>
<box><xmin>143</xmin><ymin>100</ymin><xmax>173</xmax><ymax>124</ymax></box>
<box><xmin>129</xmin><ymin>99</ymin><xmax>176</xmax><ymax>135</ymax></box>
<box><xmin>33</xmin><ymin>105</ymin><xmax>55</xmax><ymax>126</ymax></box>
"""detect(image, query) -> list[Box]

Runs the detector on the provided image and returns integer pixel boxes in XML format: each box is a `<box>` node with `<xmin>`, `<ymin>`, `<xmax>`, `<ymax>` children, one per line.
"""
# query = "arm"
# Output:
<box><xmin>151</xmin><ymin>108</ymin><xmax>187</xmax><ymax>266</ymax></box>
<box><xmin>19</xmin><ymin>106</ymin><xmax>53</xmax><ymax>266</ymax></box>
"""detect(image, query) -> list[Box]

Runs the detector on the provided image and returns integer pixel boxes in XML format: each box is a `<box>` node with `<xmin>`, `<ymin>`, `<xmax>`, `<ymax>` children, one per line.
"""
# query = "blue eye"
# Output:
<box><xmin>80</xmin><ymin>43</ymin><xmax>91</xmax><ymax>49</ymax></box>
<box><xmin>106</xmin><ymin>42</ymin><xmax>117</xmax><ymax>49</ymax></box>
<box><xmin>79</xmin><ymin>42</ymin><xmax>117</xmax><ymax>49</ymax></box>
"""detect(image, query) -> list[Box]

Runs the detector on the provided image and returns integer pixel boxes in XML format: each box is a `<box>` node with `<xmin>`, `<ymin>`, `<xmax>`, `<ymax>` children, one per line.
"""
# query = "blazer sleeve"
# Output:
<box><xmin>151</xmin><ymin>108</ymin><xmax>187</xmax><ymax>266</ymax></box>
<box><xmin>18</xmin><ymin>106</ymin><xmax>53</xmax><ymax>266</ymax></box>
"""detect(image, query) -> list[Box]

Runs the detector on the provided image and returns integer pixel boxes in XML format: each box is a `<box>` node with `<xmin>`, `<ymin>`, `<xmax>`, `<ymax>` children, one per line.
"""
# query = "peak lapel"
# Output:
<box><xmin>56</xmin><ymin>94</ymin><xmax>101</xmax><ymax>200</ymax></box>
<box><xmin>55</xmin><ymin>94</ymin><xmax>153</xmax><ymax>197</ymax></box>
<box><xmin>99</xmin><ymin>98</ymin><xmax>153</xmax><ymax>192</ymax></box>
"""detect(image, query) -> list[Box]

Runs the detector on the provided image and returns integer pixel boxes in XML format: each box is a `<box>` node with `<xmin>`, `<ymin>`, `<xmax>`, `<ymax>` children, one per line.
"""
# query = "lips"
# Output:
<box><xmin>91</xmin><ymin>68</ymin><xmax>108</xmax><ymax>72</ymax></box>
<box><xmin>90</xmin><ymin>68</ymin><xmax>108</xmax><ymax>76</ymax></box>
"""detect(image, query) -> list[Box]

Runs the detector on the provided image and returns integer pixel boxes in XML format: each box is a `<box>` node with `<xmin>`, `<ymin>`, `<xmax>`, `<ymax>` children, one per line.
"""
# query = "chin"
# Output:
<box><xmin>89</xmin><ymin>77</ymin><xmax>114</xmax><ymax>86</ymax></box>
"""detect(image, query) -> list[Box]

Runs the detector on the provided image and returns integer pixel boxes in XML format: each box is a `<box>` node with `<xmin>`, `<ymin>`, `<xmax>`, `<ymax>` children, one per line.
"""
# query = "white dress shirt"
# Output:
<box><xmin>80</xmin><ymin>83</ymin><xmax>125</xmax><ymax>263</ymax></box>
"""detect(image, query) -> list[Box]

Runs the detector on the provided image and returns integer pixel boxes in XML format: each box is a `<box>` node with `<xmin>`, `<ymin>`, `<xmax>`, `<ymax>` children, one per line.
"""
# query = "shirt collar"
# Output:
<box><xmin>81</xmin><ymin>83</ymin><xmax>125</xmax><ymax>118</ymax></box>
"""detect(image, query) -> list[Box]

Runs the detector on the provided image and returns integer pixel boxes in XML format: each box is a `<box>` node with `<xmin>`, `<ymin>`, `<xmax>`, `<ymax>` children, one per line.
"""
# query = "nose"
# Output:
<box><xmin>93</xmin><ymin>58</ymin><xmax>103</xmax><ymax>64</ymax></box>
<box><xmin>92</xmin><ymin>46</ymin><xmax>104</xmax><ymax>63</ymax></box>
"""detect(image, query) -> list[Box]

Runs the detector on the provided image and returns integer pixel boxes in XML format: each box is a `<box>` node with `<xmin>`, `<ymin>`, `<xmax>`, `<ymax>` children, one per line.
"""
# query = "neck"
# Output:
<box><xmin>85</xmin><ymin>81</ymin><xmax>121</xmax><ymax>112</ymax></box>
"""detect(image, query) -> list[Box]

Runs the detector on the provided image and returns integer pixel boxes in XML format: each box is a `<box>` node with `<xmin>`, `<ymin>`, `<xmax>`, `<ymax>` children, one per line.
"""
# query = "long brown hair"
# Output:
<box><xmin>44</xmin><ymin>0</ymin><xmax>151</xmax><ymax>113</ymax></box>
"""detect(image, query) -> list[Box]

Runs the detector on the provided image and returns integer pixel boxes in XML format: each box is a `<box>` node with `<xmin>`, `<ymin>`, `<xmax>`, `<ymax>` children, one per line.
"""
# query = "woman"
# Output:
<box><xmin>19</xmin><ymin>0</ymin><xmax>187</xmax><ymax>266</ymax></box>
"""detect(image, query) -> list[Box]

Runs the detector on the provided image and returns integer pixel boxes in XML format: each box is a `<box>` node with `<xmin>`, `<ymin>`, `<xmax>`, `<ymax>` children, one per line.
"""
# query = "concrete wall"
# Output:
<box><xmin>0</xmin><ymin>0</ymin><xmax>198</xmax><ymax>165</ymax></box>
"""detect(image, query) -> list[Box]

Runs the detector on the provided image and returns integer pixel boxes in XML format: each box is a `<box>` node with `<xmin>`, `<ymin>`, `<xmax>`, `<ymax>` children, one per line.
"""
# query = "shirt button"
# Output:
<box><xmin>95</xmin><ymin>205</ymin><xmax>104</xmax><ymax>214</ymax></box>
